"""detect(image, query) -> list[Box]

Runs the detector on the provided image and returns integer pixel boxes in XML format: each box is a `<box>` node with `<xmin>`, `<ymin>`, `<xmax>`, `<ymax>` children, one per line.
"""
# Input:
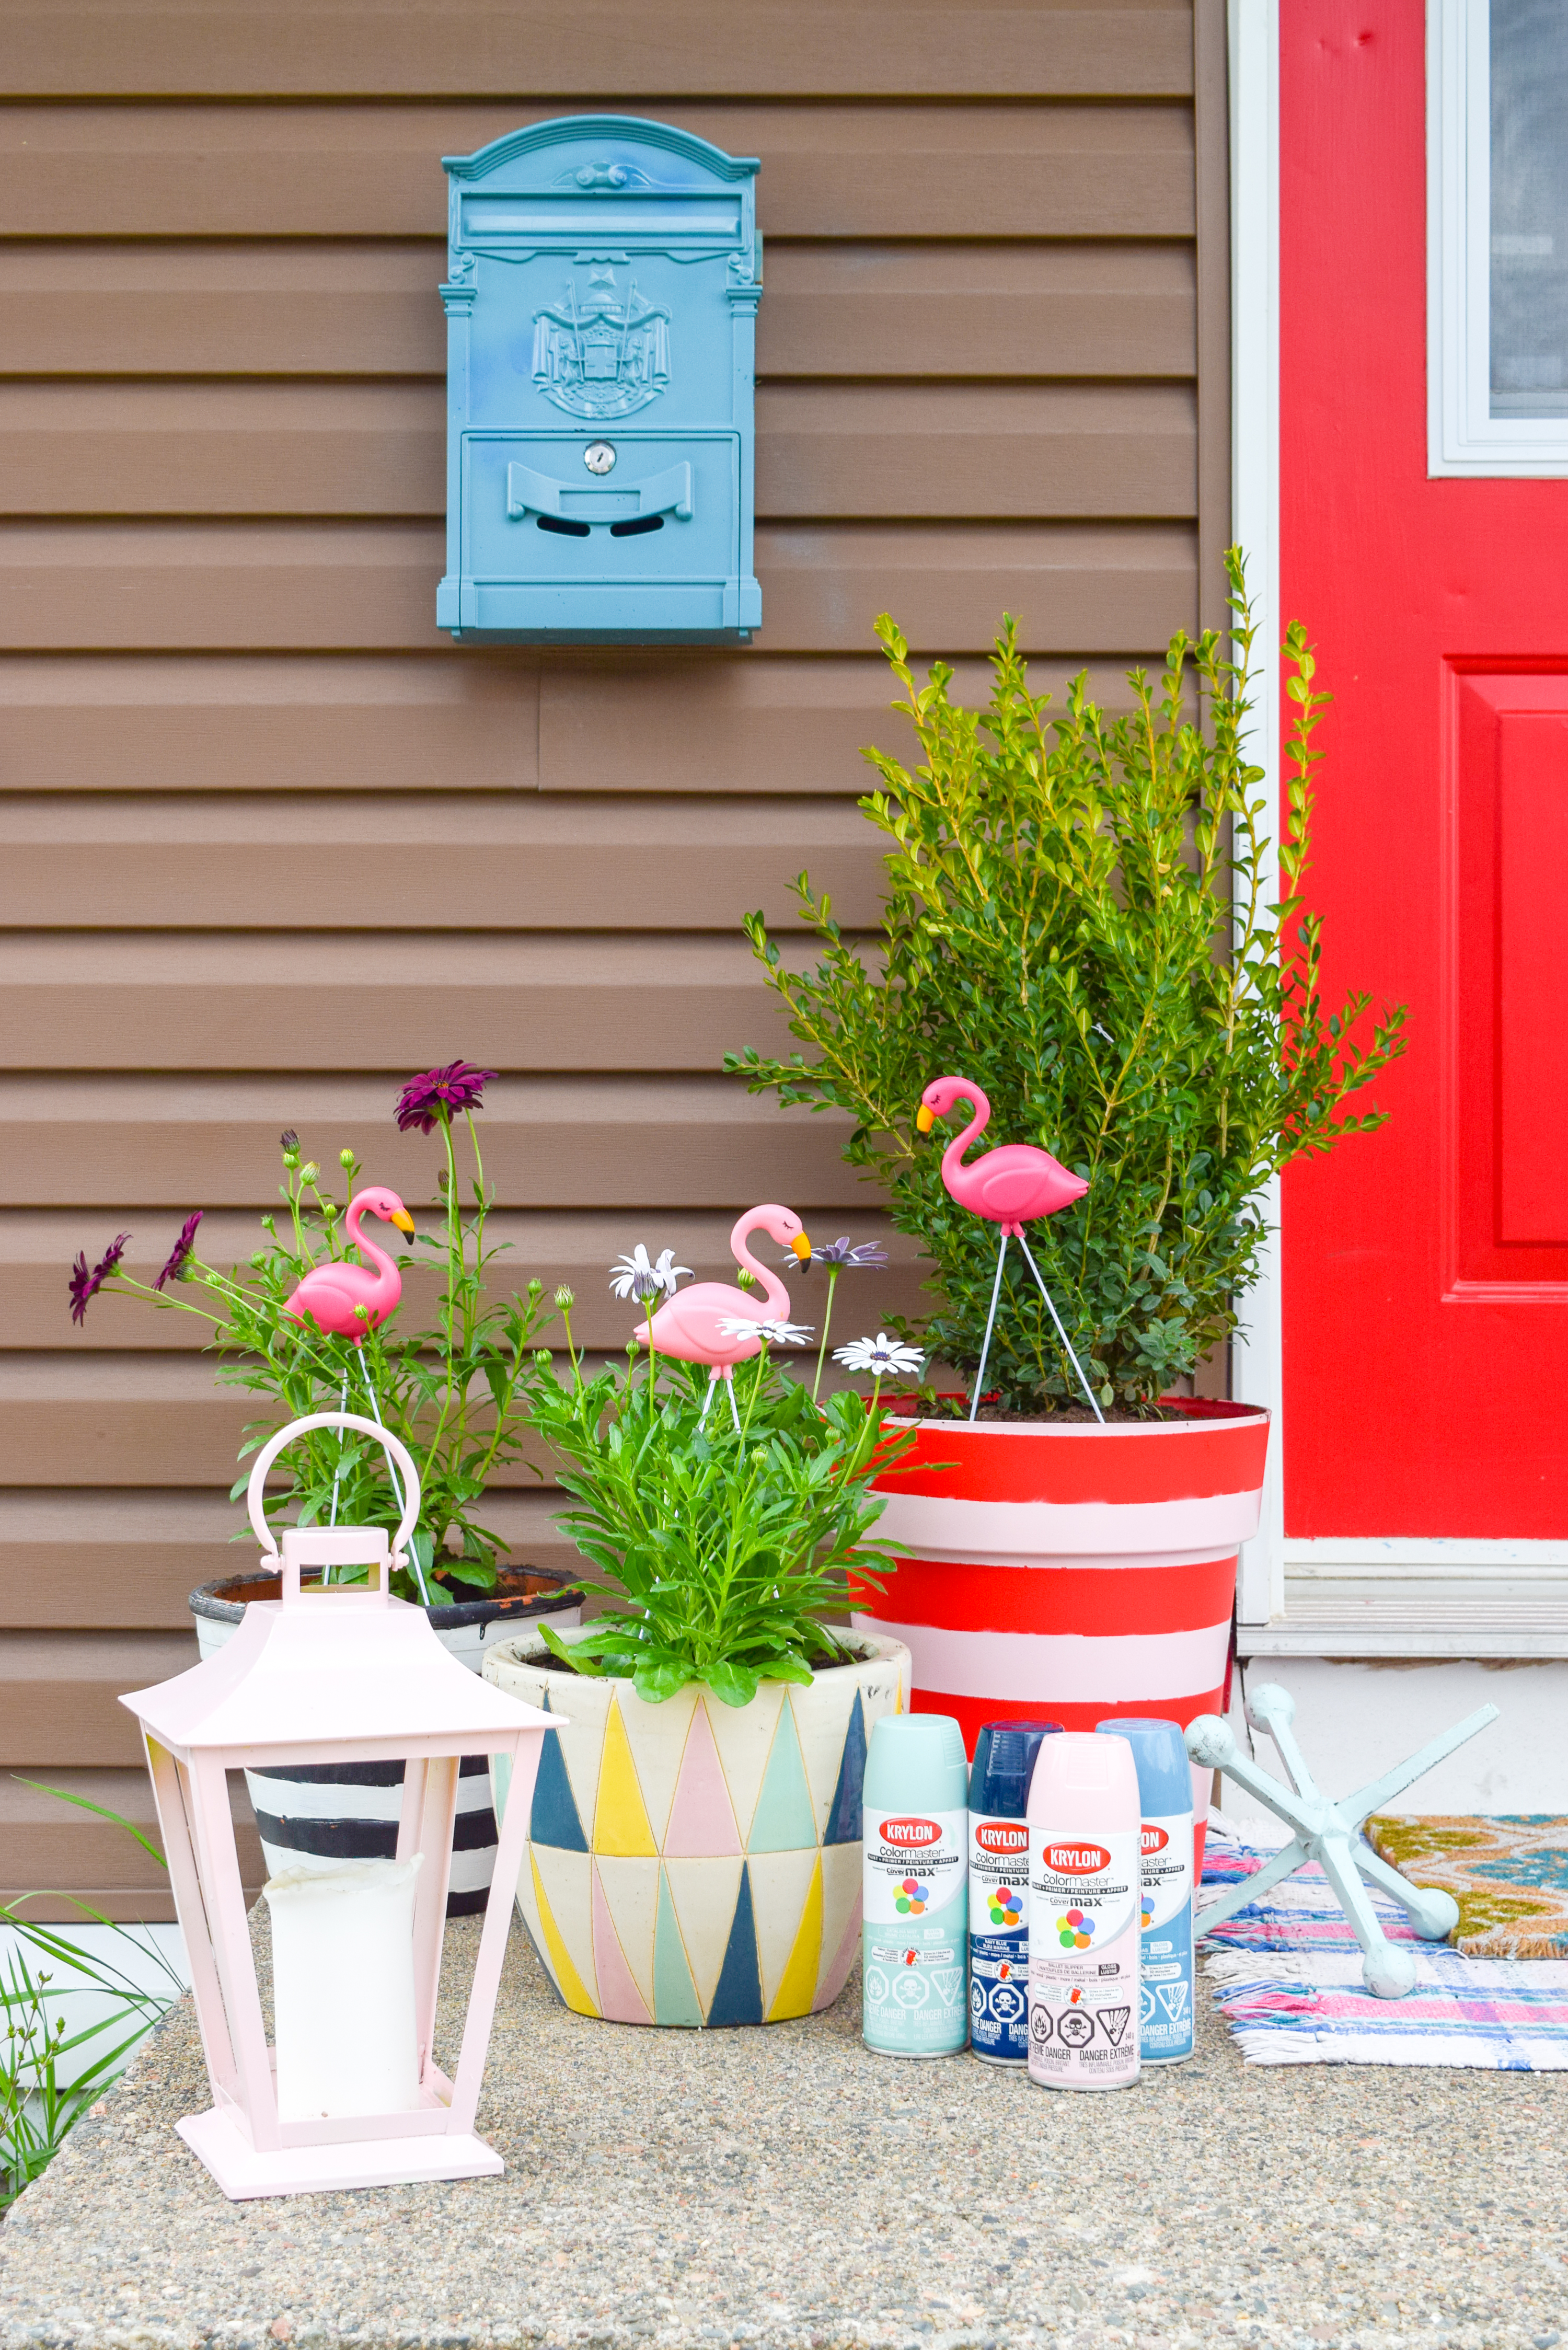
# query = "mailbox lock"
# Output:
<box><xmin>583</xmin><ymin>442</ymin><xmax>617</xmax><ymax>476</ymax></box>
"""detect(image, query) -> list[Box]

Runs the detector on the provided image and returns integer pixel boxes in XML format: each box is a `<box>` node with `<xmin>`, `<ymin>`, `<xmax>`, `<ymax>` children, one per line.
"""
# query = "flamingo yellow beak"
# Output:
<box><xmin>391</xmin><ymin>1210</ymin><xmax>416</xmax><ymax>1236</ymax></box>
<box><xmin>915</xmin><ymin>1104</ymin><xmax>936</xmax><ymax>1134</ymax></box>
<box><xmin>791</xmin><ymin>1232</ymin><xmax>813</xmax><ymax>1261</ymax></box>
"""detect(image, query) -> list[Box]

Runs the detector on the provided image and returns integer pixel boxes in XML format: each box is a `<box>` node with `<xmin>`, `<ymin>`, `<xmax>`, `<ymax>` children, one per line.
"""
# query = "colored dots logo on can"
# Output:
<box><xmin>988</xmin><ymin>1884</ymin><xmax>1022</xmax><ymax>1929</ymax></box>
<box><xmin>895</xmin><ymin>1877</ymin><xmax>931</xmax><ymax>1916</ymax></box>
<box><xmin>1056</xmin><ymin>1908</ymin><xmax>1094</xmax><ymax>1951</ymax></box>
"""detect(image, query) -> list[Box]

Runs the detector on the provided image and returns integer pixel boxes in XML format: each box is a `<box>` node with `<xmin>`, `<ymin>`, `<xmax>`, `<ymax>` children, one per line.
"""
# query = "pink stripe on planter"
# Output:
<box><xmin>814</xmin><ymin>1886</ymin><xmax>864</xmax><ymax>2013</ymax></box>
<box><xmin>662</xmin><ymin>1699</ymin><xmax>742</xmax><ymax>1858</ymax></box>
<box><xmin>591</xmin><ymin>1861</ymin><xmax>652</xmax><ymax>2026</ymax></box>
<box><xmin>854</xmin><ymin>1617</ymin><xmax>1231</xmax><ymax>1706</ymax></box>
<box><xmin>873</xmin><ymin>1491</ymin><xmax>1262</xmax><ymax>1564</ymax></box>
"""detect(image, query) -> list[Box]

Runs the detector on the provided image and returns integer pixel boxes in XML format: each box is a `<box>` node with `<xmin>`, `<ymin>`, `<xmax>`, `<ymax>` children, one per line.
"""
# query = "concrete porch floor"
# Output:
<box><xmin>1</xmin><ymin>1918</ymin><xmax>1563</xmax><ymax>2350</ymax></box>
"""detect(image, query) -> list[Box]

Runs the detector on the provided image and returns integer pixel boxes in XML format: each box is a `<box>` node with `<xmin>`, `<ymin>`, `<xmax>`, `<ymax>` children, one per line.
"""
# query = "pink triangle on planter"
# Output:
<box><xmin>663</xmin><ymin>1698</ymin><xmax>743</xmax><ymax>1857</ymax></box>
<box><xmin>591</xmin><ymin>1861</ymin><xmax>653</xmax><ymax>2024</ymax></box>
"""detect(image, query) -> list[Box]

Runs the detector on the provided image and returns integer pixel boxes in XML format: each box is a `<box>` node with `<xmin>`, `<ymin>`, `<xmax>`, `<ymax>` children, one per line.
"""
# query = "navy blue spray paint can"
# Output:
<box><xmin>967</xmin><ymin>1720</ymin><xmax>1062</xmax><ymax>2066</ymax></box>
<box><xmin>1096</xmin><ymin>1715</ymin><xmax>1195</xmax><ymax>2064</ymax></box>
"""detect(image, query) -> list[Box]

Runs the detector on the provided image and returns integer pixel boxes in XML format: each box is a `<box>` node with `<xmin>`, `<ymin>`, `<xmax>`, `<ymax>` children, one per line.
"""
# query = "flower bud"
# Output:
<box><xmin>527</xmin><ymin>1277</ymin><xmax>543</xmax><ymax>1296</ymax></box>
<box><xmin>735</xmin><ymin>1264</ymin><xmax>756</xmax><ymax>1291</ymax></box>
<box><xmin>533</xmin><ymin>1348</ymin><xmax>554</xmax><ymax>1367</ymax></box>
<box><xmin>279</xmin><ymin>1130</ymin><xmax>298</xmax><ymax>1153</ymax></box>
<box><xmin>301</xmin><ymin>1161</ymin><xmax>319</xmax><ymax>1184</ymax></box>
<box><xmin>555</xmin><ymin>1284</ymin><xmax>575</xmax><ymax>1309</ymax></box>
<box><xmin>353</xmin><ymin>1302</ymin><xmax>371</xmax><ymax>1323</ymax></box>
<box><xmin>250</xmin><ymin>1250</ymin><xmax>268</xmax><ymax>1269</ymax></box>
<box><xmin>339</xmin><ymin>1147</ymin><xmax>355</xmax><ymax>1170</ymax></box>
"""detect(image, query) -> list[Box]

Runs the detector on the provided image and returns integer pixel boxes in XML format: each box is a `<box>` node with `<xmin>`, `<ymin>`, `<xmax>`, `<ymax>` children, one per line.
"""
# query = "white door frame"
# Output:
<box><xmin>1227</xmin><ymin>0</ymin><xmax>1284</xmax><ymax>1627</ymax></box>
<box><xmin>1224</xmin><ymin>0</ymin><xmax>1568</xmax><ymax>1654</ymax></box>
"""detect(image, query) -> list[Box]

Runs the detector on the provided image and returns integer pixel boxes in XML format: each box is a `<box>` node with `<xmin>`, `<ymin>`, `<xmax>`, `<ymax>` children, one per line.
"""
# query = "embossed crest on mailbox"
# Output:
<box><xmin>437</xmin><ymin>116</ymin><xmax>762</xmax><ymax>643</ymax></box>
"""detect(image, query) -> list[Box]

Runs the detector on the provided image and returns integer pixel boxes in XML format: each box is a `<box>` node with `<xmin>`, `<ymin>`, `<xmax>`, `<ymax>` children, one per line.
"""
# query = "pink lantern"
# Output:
<box><xmin>121</xmin><ymin>1411</ymin><xmax>556</xmax><ymax>2200</ymax></box>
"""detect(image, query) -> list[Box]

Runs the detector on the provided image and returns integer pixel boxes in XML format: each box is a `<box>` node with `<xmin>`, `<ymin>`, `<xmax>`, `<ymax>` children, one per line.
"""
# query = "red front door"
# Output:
<box><xmin>1282</xmin><ymin>0</ymin><xmax>1568</xmax><ymax>1538</ymax></box>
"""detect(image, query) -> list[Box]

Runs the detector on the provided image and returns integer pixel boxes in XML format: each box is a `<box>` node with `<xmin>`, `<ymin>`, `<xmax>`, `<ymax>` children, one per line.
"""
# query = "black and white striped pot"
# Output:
<box><xmin>189</xmin><ymin>1566</ymin><xmax>583</xmax><ymax>1915</ymax></box>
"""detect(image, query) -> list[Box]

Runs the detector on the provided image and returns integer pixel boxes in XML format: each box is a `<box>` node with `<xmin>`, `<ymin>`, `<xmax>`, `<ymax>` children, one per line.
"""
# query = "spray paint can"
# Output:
<box><xmin>1026</xmin><ymin>1731</ymin><xmax>1141</xmax><ymax>2091</ymax></box>
<box><xmin>1096</xmin><ymin>1714</ymin><xmax>1195</xmax><ymax>2065</ymax></box>
<box><xmin>967</xmin><ymin>1719</ymin><xmax>1062</xmax><ymax>2067</ymax></box>
<box><xmin>861</xmin><ymin>1712</ymin><xmax>969</xmax><ymax>2059</ymax></box>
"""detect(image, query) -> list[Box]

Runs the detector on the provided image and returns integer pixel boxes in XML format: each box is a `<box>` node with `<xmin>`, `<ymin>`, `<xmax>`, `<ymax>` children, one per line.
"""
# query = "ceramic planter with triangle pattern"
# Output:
<box><xmin>482</xmin><ymin>1625</ymin><xmax>911</xmax><ymax>2025</ymax></box>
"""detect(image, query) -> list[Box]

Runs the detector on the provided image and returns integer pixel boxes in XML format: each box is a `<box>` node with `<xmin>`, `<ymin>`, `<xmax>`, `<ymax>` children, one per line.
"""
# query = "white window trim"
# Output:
<box><xmin>1429</xmin><ymin>0</ymin><xmax>1568</xmax><ymax>476</ymax></box>
<box><xmin>1228</xmin><ymin>0</ymin><xmax>1568</xmax><ymax>1655</ymax></box>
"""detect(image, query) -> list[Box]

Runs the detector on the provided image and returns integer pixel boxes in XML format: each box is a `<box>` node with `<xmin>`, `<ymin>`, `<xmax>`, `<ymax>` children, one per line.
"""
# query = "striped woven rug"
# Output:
<box><xmin>1197</xmin><ymin>1818</ymin><xmax>1568</xmax><ymax>2068</ymax></box>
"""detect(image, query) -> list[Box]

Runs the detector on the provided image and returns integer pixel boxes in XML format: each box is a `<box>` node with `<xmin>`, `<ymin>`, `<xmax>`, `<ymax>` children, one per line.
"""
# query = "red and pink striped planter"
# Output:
<box><xmin>852</xmin><ymin>1399</ymin><xmax>1269</xmax><ymax>1763</ymax></box>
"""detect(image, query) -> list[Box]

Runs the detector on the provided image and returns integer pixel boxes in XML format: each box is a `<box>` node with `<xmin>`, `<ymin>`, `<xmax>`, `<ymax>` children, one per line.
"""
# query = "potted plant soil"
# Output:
<box><xmin>68</xmin><ymin>1059</ymin><xmax>581</xmax><ymax>1910</ymax></box>
<box><xmin>727</xmin><ymin>557</ymin><xmax>1407</xmax><ymax>1760</ymax></box>
<box><xmin>482</xmin><ymin>1253</ymin><xmax>918</xmax><ymax>2025</ymax></box>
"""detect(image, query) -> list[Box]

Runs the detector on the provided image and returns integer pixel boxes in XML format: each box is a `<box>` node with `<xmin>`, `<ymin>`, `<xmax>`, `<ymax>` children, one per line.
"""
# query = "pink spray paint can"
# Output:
<box><xmin>1026</xmin><ymin>1731</ymin><xmax>1141</xmax><ymax>2091</ymax></box>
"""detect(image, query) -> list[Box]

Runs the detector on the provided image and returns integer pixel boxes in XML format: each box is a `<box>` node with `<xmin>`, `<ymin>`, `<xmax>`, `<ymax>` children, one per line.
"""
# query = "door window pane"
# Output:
<box><xmin>1491</xmin><ymin>0</ymin><xmax>1568</xmax><ymax>417</ymax></box>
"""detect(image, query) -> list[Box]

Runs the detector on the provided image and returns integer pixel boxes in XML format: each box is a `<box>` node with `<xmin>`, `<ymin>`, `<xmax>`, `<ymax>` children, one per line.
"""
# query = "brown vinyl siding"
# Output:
<box><xmin>0</xmin><ymin>0</ymin><xmax>1229</xmax><ymax>1915</ymax></box>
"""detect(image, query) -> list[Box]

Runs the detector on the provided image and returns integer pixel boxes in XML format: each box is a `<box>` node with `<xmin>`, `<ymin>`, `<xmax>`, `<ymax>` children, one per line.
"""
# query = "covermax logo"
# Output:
<box><xmin>880</xmin><ymin>1818</ymin><xmax>941</xmax><ymax>1849</ymax></box>
<box><xmin>975</xmin><ymin>1822</ymin><xmax>1028</xmax><ymax>1855</ymax></box>
<box><xmin>1046</xmin><ymin>1842</ymin><xmax>1111</xmax><ymax>1874</ymax></box>
<box><xmin>1141</xmin><ymin>1825</ymin><xmax>1170</xmax><ymax>1857</ymax></box>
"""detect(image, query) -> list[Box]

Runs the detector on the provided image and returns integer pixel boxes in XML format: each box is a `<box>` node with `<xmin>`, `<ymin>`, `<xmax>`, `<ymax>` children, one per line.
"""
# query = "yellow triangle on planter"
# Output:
<box><xmin>767</xmin><ymin>1851</ymin><xmax>824</xmax><ymax>2021</ymax></box>
<box><xmin>593</xmin><ymin>1694</ymin><xmax>659</xmax><ymax>1856</ymax></box>
<box><xmin>531</xmin><ymin>1849</ymin><xmax>597</xmax><ymax>2017</ymax></box>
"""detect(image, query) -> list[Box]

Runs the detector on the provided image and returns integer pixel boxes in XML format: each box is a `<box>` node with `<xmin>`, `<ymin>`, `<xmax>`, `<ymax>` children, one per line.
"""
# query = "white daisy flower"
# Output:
<box><xmin>718</xmin><ymin>1315</ymin><xmax>815</xmax><ymax>1345</ymax></box>
<box><xmin>609</xmin><ymin>1243</ymin><xmax>692</xmax><ymax>1304</ymax></box>
<box><xmin>832</xmin><ymin>1332</ymin><xmax>926</xmax><ymax>1377</ymax></box>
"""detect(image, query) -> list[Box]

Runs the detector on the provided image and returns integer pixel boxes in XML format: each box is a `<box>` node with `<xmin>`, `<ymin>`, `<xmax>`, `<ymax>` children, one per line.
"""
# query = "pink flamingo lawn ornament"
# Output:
<box><xmin>640</xmin><ymin>1203</ymin><xmax>811</xmax><ymax>1430</ymax></box>
<box><xmin>282</xmin><ymin>1186</ymin><xmax>416</xmax><ymax>1340</ymax></box>
<box><xmin>916</xmin><ymin>1076</ymin><xmax>1103</xmax><ymax>1426</ymax></box>
<box><xmin>281</xmin><ymin>1185</ymin><xmax>424</xmax><ymax>1594</ymax></box>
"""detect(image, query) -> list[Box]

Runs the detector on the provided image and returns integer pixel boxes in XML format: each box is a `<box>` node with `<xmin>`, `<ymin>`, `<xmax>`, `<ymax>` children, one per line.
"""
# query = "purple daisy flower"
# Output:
<box><xmin>154</xmin><ymin>1211</ymin><xmax>204</xmax><ymax>1292</ymax></box>
<box><xmin>790</xmin><ymin>1236</ymin><xmax>889</xmax><ymax>1272</ymax></box>
<box><xmin>394</xmin><ymin>1061</ymin><xmax>499</xmax><ymax>1135</ymax></box>
<box><xmin>68</xmin><ymin>1231</ymin><xmax>130</xmax><ymax>1326</ymax></box>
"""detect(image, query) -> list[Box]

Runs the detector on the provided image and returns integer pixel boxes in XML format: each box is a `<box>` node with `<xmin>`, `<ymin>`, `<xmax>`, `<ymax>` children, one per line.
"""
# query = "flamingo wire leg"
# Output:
<box><xmin>967</xmin><ymin>1234</ymin><xmax>1009</xmax><ymax>1425</ymax></box>
<box><xmin>1016</xmin><ymin>1229</ymin><xmax>1104</xmax><ymax>1424</ymax></box>
<box><xmin>726</xmin><ymin>1370</ymin><xmax>742</xmax><ymax>1434</ymax></box>
<box><xmin>697</xmin><ymin>1368</ymin><xmax>719</xmax><ymax>1428</ymax></box>
<box><xmin>356</xmin><ymin>1351</ymin><xmax>433</xmax><ymax>1604</ymax></box>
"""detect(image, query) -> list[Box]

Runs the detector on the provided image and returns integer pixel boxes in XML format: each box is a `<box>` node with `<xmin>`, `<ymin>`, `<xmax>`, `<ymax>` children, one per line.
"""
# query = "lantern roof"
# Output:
<box><xmin>122</xmin><ymin>1596</ymin><xmax>556</xmax><ymax>1759</ymax></box>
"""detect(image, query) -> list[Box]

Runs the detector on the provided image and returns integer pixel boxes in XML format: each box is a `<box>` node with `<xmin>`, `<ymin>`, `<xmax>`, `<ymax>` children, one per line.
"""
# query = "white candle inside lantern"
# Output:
<box><xmin>263</xmin><ymin>1856</ymin><xmax>423</xmax><ymax>2123</ymax></box>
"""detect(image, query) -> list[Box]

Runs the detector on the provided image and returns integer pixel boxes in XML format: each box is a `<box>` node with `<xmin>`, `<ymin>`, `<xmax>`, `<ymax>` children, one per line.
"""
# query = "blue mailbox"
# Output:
<box><xmin>437</xmin><ymin>116</ymin><xmax>762</xmax><ymax>643</ymax></box>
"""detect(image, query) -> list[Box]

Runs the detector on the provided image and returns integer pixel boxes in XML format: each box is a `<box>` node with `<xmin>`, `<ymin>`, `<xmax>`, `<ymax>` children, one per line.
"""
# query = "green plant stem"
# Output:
<box><xmin>812</xmin><ymin>1264</ymin><xmax>840</xmax><ymax>1402</ymax></box>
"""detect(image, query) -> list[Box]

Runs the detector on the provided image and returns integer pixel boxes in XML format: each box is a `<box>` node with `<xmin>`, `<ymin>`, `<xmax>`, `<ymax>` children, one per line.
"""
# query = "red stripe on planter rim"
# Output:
<box><xmin>851</xmin><ymin>1552</ymin><xmax>1240</xmax><ymax>1639</ymax></box>
<box><xmin>881</xmin><ymin>1400</ymin><xmax>1268</xmax><ymax>1508</ymax></box>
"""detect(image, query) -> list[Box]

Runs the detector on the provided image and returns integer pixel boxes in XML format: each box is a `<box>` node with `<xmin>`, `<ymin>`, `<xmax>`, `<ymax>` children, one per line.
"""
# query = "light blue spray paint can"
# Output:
<box><xmin>861</xmin><ymin>1713</ymin><xmax>969</xmax><ymax>2059</ymax></box>
<box><xmin>1096</xmin><ymin>1715</ymin><xmax>1195</xmax><ymax>2064</ymax></box>
<box><xmin>967</xmin><ymin>1720</ymin><xmax>1062</xmax><ymax>2066</ymax></box>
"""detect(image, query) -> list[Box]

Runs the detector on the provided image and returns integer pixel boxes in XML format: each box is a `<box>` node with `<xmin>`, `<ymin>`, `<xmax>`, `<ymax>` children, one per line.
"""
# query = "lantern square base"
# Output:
<box><xmin>176</xmin><ymin>2109</ymin><xmax>505</xmax><ymax>2201</ymax></box>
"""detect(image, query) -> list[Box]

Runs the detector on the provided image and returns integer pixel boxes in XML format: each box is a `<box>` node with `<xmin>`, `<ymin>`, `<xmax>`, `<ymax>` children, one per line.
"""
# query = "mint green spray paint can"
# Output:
<box><xmin>861</xmin><ymin>1713</ymin><xmax>970</xmax><ymax>2059</ymax></box>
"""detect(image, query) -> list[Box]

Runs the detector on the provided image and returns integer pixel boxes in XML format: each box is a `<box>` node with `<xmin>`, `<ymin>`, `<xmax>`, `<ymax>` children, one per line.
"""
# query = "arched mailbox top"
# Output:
<box><xmin>443</xmin><ymin>113</ymin><xmax>760</xmax><ymax>187</ymax></box>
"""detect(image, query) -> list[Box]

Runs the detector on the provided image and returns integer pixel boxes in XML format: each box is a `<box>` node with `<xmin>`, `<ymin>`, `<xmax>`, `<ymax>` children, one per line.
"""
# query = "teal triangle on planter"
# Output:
<box><xmin>528</xmin><ymin>1724</ymin><xmax>588</xmax><ymax>1852</ymax></box>
<box><xmin>706</xmin><ymin>1862</ymin><xmax>763</xmax><ymax>2027</ymax></box>
<box><xmin>823</xmin><ymin>1690</ymin><xmax>867</xmax><ymax>1845</ymax></box>
<box><xmin>747</xmin><ymin>1700</ymin><xmax>818</xmax><ymax>1852</ymax></box>
<box><xmin>652</xmin><ymin>1865</ymin><xmax>704</xmax><ymax>2028</ymax></box>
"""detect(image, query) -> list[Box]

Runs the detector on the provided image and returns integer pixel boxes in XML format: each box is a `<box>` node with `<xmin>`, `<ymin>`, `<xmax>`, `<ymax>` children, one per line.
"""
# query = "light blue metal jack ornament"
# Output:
<box><xmin>1185</xmin><ymin>1683</ymin><xmax>1501</xmax><ymax>1999</ymax></box>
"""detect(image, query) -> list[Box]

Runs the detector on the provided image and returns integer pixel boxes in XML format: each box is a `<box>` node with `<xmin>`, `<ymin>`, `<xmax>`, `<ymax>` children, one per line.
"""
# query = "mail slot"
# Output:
<box><xmin>436</xmin><ymin>116</ymin><xmax>762</xmax><ymax>643</ymax></box>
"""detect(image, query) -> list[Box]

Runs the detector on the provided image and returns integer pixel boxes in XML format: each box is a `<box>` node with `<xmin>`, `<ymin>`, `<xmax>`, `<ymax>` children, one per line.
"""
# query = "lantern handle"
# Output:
<box><xmin>246</xmin><ymin>1412</ymin><xmax>421</xmax><ymax>1568</ymax></box>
